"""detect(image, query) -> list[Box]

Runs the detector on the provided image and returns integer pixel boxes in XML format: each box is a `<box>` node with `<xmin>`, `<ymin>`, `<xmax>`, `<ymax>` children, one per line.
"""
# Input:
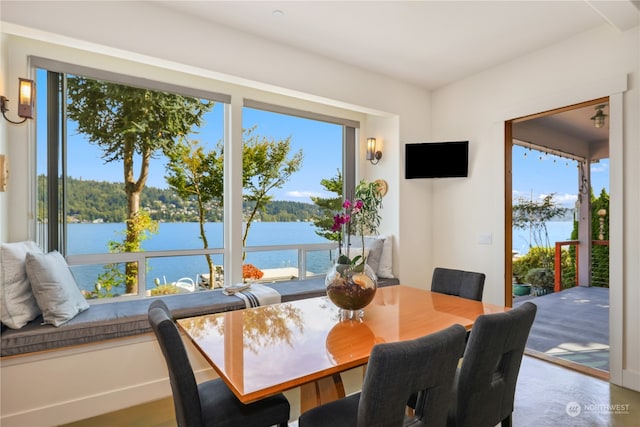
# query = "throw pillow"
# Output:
<box><xmin>25</xmin><ymin>250</ymin><xmax>90</xmax><ymax>327</ymax></box>
<box><xmin>364</xmin><ymin>235</ymin><xmax>394</xmax><ymax>278</ymax></box>
<box><xmin>0</xmin><ymin>241</ymin><xmax>43</xmax><ymax>329</ymax></box>
<box><xmin>363</xmin><ymin>238</ymin><xmax>384</xmax><ymax>276</ymax></box>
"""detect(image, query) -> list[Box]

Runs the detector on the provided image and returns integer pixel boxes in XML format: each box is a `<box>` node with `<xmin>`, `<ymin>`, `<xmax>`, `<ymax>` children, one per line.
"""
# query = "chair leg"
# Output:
<box><xmin>501</xmin><ymin>413</ymin><xmax>512</xmax><ymax>427</ymax></box>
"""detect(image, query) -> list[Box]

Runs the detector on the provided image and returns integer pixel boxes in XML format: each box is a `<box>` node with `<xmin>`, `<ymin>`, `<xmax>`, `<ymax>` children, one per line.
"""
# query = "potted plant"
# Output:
<box><xmin>525</xmin><ymin>267</ymin><xmax>554</xmax><ymax>296</ymax></box>
<box><xmin>512</xmin><ymin>275</ymin><xmax>531</xmax><ymax>297</ymax></box>
<box><xmin>325</xmin><ymin>180</ymin><xmax>383</xmax><ymax>318</ymax></box>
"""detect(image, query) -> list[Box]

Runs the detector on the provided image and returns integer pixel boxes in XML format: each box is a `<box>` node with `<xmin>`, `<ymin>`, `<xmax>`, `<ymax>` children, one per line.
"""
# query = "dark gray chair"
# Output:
<box><xmin>147</xmin><ymin>299</ymin><xmax>290</xmax><ymax>427</ymax></box>
<box><xmin>447</xmin><ymin>302</ymin><xmax>537</xmax><ymax>427</ymax></box>
<box><xmin>298</xmin><ymin>324</ymin><xmax>467</xmax><ymax>427</ymax></box>
<box><xmin>431</xmin><ymin>267</ymin><xmax>486</xmax><ymax>301</ymax></box>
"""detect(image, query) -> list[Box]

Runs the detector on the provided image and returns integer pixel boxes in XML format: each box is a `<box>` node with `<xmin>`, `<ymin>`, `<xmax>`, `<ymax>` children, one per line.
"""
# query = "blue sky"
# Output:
<box><xmin>512</xmin><ymin>145</ymin><xmax>609</xmax><ymax>209</ymax></box>
<box><xmin>54</xmin><ymin>115</ymin><xmax>611</xmax><ymax>207</ymax></box>
<box><xmin>36</xmin><ymin>67</ymin><xmax>608</xmax><ymax>206</ymax></box>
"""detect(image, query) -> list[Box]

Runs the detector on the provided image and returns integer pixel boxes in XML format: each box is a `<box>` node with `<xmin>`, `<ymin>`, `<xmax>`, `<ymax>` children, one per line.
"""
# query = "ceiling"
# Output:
<box><xmin>156</xmin><ymin>1</ymin><xmax>639</xmax><ymax>91</ymax></box>
<box><xmin>154</xmin><ymin>1</ymin><xmax>638</xmax><ymax>151</ymax></box>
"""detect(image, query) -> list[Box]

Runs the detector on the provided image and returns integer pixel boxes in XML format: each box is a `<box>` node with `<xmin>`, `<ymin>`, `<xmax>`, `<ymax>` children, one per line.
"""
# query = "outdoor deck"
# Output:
<box><xmin>514</xmin><ymin>286</ymin><xmax>609</xmax><ymax>373</ymax></box>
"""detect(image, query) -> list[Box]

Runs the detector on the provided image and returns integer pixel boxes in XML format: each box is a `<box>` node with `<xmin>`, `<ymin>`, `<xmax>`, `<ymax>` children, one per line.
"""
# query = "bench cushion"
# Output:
<box><xmin>1</xmin><ymin>276</ymin><xmax>399</xmax><ymax>357</ymax></box>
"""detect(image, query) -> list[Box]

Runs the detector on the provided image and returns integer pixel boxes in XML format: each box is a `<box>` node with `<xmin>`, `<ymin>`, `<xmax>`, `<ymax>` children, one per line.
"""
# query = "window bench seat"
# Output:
<box><xmin>1</xmin><ymin>276</ymin><xmax>399</xmax><ymax>357</ymax></box>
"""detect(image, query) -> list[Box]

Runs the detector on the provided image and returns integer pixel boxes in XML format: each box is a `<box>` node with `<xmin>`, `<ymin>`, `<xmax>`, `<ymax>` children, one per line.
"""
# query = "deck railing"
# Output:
<box><xmin>66</xmin><ymin>242</ymin><xmax>338</xmax><ymax>301</ymax></box>
<box><xmin>554</xmin><ymin>240</ymin><xmax>609</xmax><ymax>292</ymax></box>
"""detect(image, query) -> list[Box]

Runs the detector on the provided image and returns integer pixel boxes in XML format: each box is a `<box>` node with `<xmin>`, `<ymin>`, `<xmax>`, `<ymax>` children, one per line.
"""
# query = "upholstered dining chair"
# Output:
<box><xmin>447</xmin><ymin>302</ymin><xmax>537</xmax><ymax>427</ymax></box>
<box><xmin>147</xmin><ymin>299</ymin><xmax>290</xmax><ymax>427</ymax></box>
<box><xmin>431</xmin><ymin>267</ymin><xmax>486</xmax><ymax>301</ymax></box>
<box><xmin>298</xmin><ymin>324</ymin><xmax>467</xmax><ymax>427</ymax></box>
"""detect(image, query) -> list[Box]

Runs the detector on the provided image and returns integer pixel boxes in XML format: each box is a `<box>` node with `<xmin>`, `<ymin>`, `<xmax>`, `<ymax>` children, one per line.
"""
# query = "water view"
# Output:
<box><xmin>68</xmin><ymin>221</ymin><xmax>334</xmax><ymax>293</ymax></box>
<box><xmin>512</xmin><ymin>220</ymin><xmax>574</xmax><ymax>257</ymax></box>
<box><xmin>68</xmin><ymin>219</ymin><xmax>575</xmax><ymax>294</ymax></box>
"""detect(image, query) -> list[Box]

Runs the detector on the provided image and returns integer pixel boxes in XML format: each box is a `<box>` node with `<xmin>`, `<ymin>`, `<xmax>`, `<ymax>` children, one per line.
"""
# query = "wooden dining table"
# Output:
<box><xmin>176</xmin><ymin>284</ymin><xmax>509</xmax><ymax>411</ymax></box>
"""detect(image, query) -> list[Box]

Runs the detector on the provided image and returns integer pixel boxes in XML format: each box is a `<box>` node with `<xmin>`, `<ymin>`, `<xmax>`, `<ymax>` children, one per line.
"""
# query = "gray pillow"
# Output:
<box><xmin>0</xmin><ymin>241</ymin><xmax>43</xmax><ymax>329</ymax></box>
<box><xmin>364</xmin><ymin>238</ymin><xmax>384</xmax><ymax>276</ymax></box>
<box><xmin>25</xmin><ymin>250</ymin><xmax>90</xmax><ymax>327</ymax></box>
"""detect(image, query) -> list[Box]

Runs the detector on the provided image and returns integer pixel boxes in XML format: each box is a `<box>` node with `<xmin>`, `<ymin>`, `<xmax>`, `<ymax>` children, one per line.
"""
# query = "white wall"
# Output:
<box><xmin>430</xmin><ymin>24</ymin><xmax>640</xmax><ymax>390</ymax></box>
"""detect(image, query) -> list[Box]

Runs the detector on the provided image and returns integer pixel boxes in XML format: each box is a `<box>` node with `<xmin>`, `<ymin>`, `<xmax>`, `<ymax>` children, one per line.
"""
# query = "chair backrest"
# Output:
<box><xmin>148</xmin><ymin>299</ymin><xmax>204</xmax><ymax>427</ymax></box>
<box><xmin>357</xmin><ymin>324</ymin><xmax>467</xmax><ymax>427</ymax></box>
<box><xmin>453</xmin><ymin>302</ymin><xmax>537</xmax><ymax>427</ymax></box>
<box><xmin>431</xmin><ymin>267</ymin><xmax>486</xmax><ymax>301</ymax></box>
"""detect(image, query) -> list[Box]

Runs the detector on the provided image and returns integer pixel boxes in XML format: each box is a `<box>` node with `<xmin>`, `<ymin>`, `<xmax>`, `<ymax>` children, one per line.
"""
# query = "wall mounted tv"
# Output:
<box><xmin>405</xmin><ymin>141</ymin><xmax>469</xmax><ymax>179</ymax></box>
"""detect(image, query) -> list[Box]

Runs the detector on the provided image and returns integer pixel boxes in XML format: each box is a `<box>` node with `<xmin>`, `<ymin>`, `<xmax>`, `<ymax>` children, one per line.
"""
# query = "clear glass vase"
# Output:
<box><xmin>325</xmin><ymin>262</ymin><xmax>377</xmax><ymax>320</ymax></box>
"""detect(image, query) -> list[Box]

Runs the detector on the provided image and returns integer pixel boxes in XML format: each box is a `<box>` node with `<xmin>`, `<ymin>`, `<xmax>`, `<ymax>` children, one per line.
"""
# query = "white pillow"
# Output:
<box><xmin>364</xmin><ymin>235</ymin><xmax>394</xmax><ymax>278</ymax></box>
<box><xmin>378</xmin><ymin>235</ymin><xmax>394</xmax><ymax>278</ymax></box>
<box><xmin>25</xmin><ymin>250</ymin><xmax>90</xmax><ymax>327</ymax></box>
<box><xmin>0</xmin><ymin>241</ymin><xmax>43</xmax><ymax>329</ymax></box>
<box><xmin>353</xmin><ymin>238</ymin><xmax>384</xmax><ymax>275</ymax></box>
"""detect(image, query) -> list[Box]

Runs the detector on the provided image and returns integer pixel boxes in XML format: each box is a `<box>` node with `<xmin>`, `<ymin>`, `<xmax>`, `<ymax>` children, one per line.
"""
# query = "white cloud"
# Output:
<box><xmin>591</xmin><ymin>162</ymin><xmax>609</xmax><ymax>174</ymax></box>
<box><xmin>513</xmin><ymin>190</ymin><xmax>577</xmax><ymax>207</ymax></box>
<box><xmin>286</xmin><ymin>190</ymin><xmax>323</xmax><ymax>199</ymax></box>
<box><xmin>549</xmin><ymin>193</ymin><xmax>578</xmax><ymax>206</ymax></box>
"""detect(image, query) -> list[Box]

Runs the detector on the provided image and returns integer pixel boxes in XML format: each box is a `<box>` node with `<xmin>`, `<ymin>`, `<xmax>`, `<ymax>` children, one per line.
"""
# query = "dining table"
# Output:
<box><xmin>176</xmin><ymin>284</ymin><xmax>509</xmax><ymax>412</ymax></box>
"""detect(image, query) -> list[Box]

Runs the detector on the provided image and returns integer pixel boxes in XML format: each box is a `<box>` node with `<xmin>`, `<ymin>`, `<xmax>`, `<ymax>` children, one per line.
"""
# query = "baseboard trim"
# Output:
<box><xmin>525</xmin><ymin>348</ymin><xmax>610</xmax><ymax>381</ymax></box>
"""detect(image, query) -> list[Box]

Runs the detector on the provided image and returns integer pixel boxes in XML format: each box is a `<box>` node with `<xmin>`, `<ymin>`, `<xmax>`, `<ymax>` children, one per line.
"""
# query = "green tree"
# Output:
<box><xmin>310</xmin><ymin>170</ymin><xmax>343</xmax><ymax>242</ymax></box>
<box><xmin>165</xmin><ymin>139</ymin><xmax>224</xmax><ymax>287</ymax></box>
<box><xmin>66</xmin><ymin>77</ymin><xmax>213</xmax><ymax>293</ymax></box>
<box><xmin>242</xmin><ymin>126</ymin><xmax>303</xmax><ymax>260</ymax></box>
<box><xmin>570</xmin><ymin>187</ymin><xmax>609</xmax><ymax>287</ymax></box>
<box><xmin>512</xmin><ymin>193</ymin><xmax>567</xmax><ymax>270</ymax></box>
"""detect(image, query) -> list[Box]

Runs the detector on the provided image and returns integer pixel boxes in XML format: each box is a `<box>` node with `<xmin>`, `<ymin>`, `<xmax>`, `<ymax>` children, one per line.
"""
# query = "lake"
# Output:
<box><xmin>68</xmin><ymin>220</ymin><xmax>575</xmax><ymax>293</ymax></box>
<box><xmin>68</xmin><ymin>221</ymin><xmax>334</xmax><ymax>292</ymax></box>
<box><xmin>512</xmin><ymin>221</ymin><xmax>575</xmax><ymax>257</ymax></box>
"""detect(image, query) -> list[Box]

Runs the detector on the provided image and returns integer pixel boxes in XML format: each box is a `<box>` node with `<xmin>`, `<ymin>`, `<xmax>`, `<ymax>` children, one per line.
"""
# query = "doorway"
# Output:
<box><xmin>504</xmin><ymin>97</ymin><xmax>610</xmax><ymax>379</ymax></box>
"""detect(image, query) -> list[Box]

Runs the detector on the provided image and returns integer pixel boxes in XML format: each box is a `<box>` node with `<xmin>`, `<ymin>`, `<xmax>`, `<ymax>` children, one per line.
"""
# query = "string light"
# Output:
<box><xmin>514</xmin><ymin>139</ymin><xmax>585</xmax><ymax>163</ymax></box>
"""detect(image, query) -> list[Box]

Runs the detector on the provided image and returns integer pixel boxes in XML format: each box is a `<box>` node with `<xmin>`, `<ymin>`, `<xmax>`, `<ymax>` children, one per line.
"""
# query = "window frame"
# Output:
<box><xmin>33</xmin><ymin>57</ymin><xmax>359</xmax><ymax>301</ymax></box>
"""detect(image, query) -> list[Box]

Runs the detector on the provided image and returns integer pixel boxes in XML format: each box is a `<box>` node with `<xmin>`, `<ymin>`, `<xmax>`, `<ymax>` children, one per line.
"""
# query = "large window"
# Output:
<box><xmin>34</xmin><ymin>58</ymin><xmax>358</xmax><ymax>301</ymax></box>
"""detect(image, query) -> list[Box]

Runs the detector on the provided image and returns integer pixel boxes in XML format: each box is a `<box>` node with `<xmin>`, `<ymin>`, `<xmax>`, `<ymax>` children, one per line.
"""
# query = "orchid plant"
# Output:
<box><xmin>331</xmin><ymin>180</ymin><xmax>384</xmax><ymax>272</ymax></box>
<box><xmin>332</xmin><ymin>198</ymin><xmax>366</xmax><ymax>268</ymax></box>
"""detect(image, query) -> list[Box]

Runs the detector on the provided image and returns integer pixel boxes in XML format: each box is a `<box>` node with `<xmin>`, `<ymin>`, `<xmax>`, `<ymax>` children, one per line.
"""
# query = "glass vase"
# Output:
<box><xmin>325</xmin><ymin>262</ymin><xmax>377</xmax><ymax>320</ymax></box>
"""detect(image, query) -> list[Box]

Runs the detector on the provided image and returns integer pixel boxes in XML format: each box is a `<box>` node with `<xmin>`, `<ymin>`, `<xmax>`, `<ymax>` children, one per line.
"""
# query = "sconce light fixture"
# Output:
<box><xmin>1</xmin><ymin>78</ymin><xmax>35</xmax><ymax>124</ymax></box>
<box><xmin>590</xmin><ymin>104</ymin><xmax>607</xmax><ymax>129</ymax></box>
<box><xmin>366</xmin><ymin>137</ymin><xmax>382</xmax><ymax>165</ymax></box>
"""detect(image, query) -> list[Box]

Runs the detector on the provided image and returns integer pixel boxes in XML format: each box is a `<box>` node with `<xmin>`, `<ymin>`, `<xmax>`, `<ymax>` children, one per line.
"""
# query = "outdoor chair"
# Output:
<box><xmin>298</xmin><ymin>324</ymin><xmax>467</xmax><ymax>427</ymax></box>
<box><xmin>147</xmin><ymin>299</ymin><xmax>290</xmax><ymax>427</ymax></box>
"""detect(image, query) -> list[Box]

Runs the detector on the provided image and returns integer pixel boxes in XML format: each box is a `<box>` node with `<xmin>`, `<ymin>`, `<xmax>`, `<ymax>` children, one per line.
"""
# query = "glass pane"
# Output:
<box><xmin>70</xmin><ymin>261</ymin><xmax>135</xmax><ymax>299</ymax></box>
<box><xmin>241</xmin><ymin>108</ymin><xmax>342</xmax><ymax>282</ymax></box>
<box><xmin>38</xmin><ymin>69</ymin><xmax>227</xmax><ymax>298</ymax></box>
<box><xmin>146</xmin><ymin>254</ymin><xmax>224</xmax><ymax>292</ymax></box>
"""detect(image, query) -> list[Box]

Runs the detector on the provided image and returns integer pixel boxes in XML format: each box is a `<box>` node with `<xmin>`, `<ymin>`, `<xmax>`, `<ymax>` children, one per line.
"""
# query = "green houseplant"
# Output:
<box><xmin>325</xmin><ymin>180</ymin><xmax>383</xmax><ymax>319</ymax></box>
<box><xmin>525</xmin><ymin>267</ymin><xmax>554</xmax><ymax>296</ymax></box>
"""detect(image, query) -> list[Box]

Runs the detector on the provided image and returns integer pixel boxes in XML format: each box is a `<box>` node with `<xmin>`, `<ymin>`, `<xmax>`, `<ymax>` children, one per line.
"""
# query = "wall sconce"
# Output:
<box><xmin>366</xmin><ymin>137</ymin><xmax>382</xmax><ymax>165</ymax></box>
<box><xmin>1</xmin><ymin>78</ymin><xmax>35</xmax><ymax>124</ymax></box>
<box><xmin>590</xmin><ymin>104</ymin><xmax>607</xmax><ymax>129</ymax></box>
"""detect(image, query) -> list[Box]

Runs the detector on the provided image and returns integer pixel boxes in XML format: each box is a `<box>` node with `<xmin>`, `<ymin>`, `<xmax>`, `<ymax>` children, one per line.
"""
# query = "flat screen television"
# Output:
<box><xmin>405</xmin><ymin>141</ymin><xmax>469</xmax><ymax>179</ymax></box>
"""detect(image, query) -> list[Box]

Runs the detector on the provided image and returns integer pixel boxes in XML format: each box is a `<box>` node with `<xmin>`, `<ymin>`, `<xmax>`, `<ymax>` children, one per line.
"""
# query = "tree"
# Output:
<box><xmin>66</xmin><ymin>77</ymin><xmax>213</xmax><ymax>293</ymax></box>
<box><xmin>310</xmin><ymin>170</ymin><xmax>343</xmax><ymax>242</ymax></box>
<box><xmin>512</xmin><ymin>193</ymin><xmax>567</xmax><ymax>270</ymax></box>
<box><xmin>242</xmin><ymin>126</ymin><xmax>303</xmax><ymax>259</ymax></box>
<box><xmin>165</xmin><ymin>139</ymin><xmax>224</xmax><ymax>287</ymax></box>
<box><xmin>570</xmin><ymin>187</ymin><xmax>610</xmax><ymax>287</ymax></box>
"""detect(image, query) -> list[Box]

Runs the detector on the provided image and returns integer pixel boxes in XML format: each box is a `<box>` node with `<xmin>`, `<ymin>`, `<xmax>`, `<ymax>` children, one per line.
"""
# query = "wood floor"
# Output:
<box><xmin>62</xmin><ymin>356</ymin><xmax>640</xmax><ymax>427</ymax></box>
